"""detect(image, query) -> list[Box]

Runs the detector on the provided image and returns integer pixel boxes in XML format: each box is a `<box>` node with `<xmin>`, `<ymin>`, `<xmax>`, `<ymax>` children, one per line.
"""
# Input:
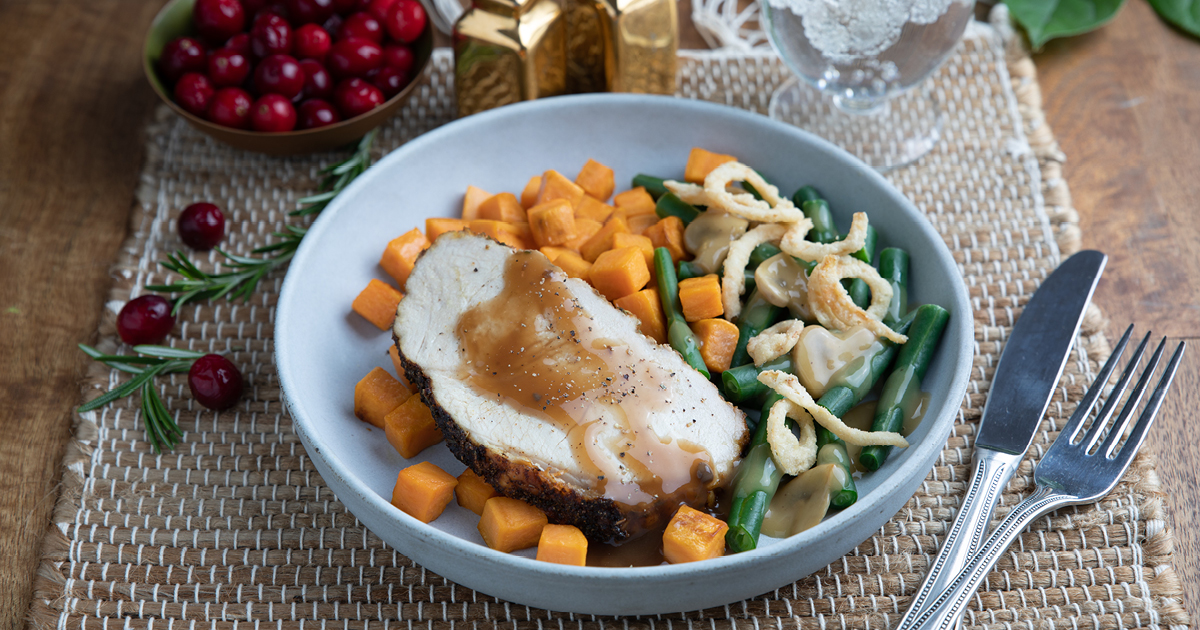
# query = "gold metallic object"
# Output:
<box><xmin>595</xmin><ymin>0</ymin><xmax>678</xmax><ymax>94</ymax></box>
<box><xmin>453</xmin><ymin>0</ymin><xmax>567</xmax><ymax>117</ymax></box>
<box><xmin>563</xmin><ymin>0</ymin><xmax>606</xmax><ymax>93</ymax></box>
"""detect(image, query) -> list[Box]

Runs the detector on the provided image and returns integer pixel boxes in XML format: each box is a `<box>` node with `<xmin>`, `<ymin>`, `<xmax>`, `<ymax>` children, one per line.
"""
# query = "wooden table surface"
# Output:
<box><xmin>2</xmin><ymin>1</ymin><xmax>1197</xmax><ymax>628</ymax></box>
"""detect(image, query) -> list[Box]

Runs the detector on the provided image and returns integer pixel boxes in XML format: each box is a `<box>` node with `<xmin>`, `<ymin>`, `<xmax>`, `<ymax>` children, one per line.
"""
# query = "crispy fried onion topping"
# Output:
<box><xmin>766</xmin><ymin>398</ymin><xmax>818</xmax><ymax>476</ymax></box>
<box><xmin>807</xmin><ymin>254</ymin><xmax>907</xmax><ymax>344</ymax></box>
<box><xmin>662</xmin><ymin>180</ymin><xmax>709</xmax><ymax>206</ymax></box>
<box><xmin>722</xmin><ymin>223</ymin><xmax>790</xmax><ymax>320</ymax></box>
<box><xmin>703</xmin><ymin>162</ymin><xmax>806</xmax><ymax>223</ymax></box>
<box><xmin>759</xmin><ymin>370</ymin><xmax>909</xmax><ymax>448</ymax></box>
<box><xmin>747</xmin><ymin>319</ymin><xmax>806</xmax><ymax>366</ymax></box>
<box><xmin>780</xmin><ymin>211</ymin><xmax>870</xmax><ymax>261</ymax></box>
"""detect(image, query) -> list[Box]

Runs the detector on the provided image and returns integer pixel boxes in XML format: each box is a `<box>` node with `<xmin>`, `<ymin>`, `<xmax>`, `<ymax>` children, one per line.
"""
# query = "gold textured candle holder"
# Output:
<box><xmin>594</xmin><ymin>0</ymin><xmax>678</xmax><ymax>94</ymax></box>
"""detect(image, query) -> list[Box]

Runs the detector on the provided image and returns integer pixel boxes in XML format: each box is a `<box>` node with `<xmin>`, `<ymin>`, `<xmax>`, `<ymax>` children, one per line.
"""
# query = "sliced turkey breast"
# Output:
<box><xmin>393</xmin><ymin>231</ymin><xmax>748</xmax><ymax>543</ymax></box>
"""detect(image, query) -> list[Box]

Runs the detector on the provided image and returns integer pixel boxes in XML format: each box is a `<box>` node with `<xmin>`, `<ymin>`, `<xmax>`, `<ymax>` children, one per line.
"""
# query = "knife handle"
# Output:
<box><xmin>894</xmin><ymin>448</ymin><xmax>1024</xmax><ymax>629</ymax></box>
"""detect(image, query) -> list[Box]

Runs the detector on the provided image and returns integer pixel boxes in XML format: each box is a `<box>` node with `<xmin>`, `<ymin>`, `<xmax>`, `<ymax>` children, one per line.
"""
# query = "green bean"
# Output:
<box><xmin>721</xmin><ymin>355</ymin><xmax>792</xmax><ymax>404</ymax></box>
<box><xmin>846</xmin><ymin>279</ymin><xmax>871</xmax><ymax>309</ymax></box>
<box><xmin>846</xmin><ymin>224</ymin><xmax>878</xmax><ymax>306</ymax></box>
<box><xmin>632</xmin><ymin>174</ymin><xmax>668</xmax><ymax>199</ymax></box>
<box><xmin>801</xmin><ymin>200</ymin><xmax>839</xmax><ymax>243</ymax></box>
<box><xmin>815</xmin><ymin>426</ymin><xmax>856</xmax><ymax>507</ymax></box>
<box><xmin>741</xmin><ymin>170</ymin><xmax>771</xmax><ymax>201</ymax></box>
<box><xmin>878</xmin><ymin>248</ymin><xmax>909</xmax><ymax>326</ymax></box>
<box><xmin>655</xmin><ymin>192</ymin><xmax>701</xmax><ymax>225</ymax></box>
<box><xmin>793</xmin><ymin>185</ymin><xmax>821</xmax><ymax>205</ymax></box>
<box><xmin>677</xmin><ymin>260</ymin><xmax>705</xmax><ymax>280</ymax></box>
<box><xmin>729</xmin><ymin>289</ymin><xmax>783</xmax><ymax>370</ymax></box>
<box><xmin>859</xmin><ymin>304</ymin><xmax>950</xmax><ymax>471</ymax></box>
<box><xmin>851</xmin><ymin>224</ymin><xmax>878</xmax><ymax>264</ymax></box>
<box><xmin>655</xmin><ymin>247</ymin><xmax>708</xmax><ymax>378</ymax></box>
<box><xmin>749</xmin><ymin>243</ymin><xmax>783</xmax><ymax>269</ymax></box>
<box><xmin>725</xmin><ymin>391</ymin><xmax>785</xmax><ymax>553</ymax></box>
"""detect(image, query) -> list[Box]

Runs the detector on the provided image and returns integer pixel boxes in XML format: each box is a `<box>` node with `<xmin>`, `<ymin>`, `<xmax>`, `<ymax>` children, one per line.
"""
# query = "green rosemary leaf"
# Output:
<box><xmin>133</xmin><ymin>345</ymin><xmax>206</xmax><ymax>360</ymax></box>
<box><xmin>78</xmin><ymin>362</ymin><xmax>166</xmax><ymax>413</ymax></box>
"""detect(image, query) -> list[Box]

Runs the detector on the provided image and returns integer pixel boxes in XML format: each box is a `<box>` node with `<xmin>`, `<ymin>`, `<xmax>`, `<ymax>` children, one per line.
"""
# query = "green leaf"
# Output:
<box><xmin>1004</xmin><ymin>0</ymin><xmax>1126</xmax><ymax>48</ymax></box>
<box><xmin>1148</xmin><ymin>0</ymin><xmax>1200</xmax><ymax>36</ymax></box>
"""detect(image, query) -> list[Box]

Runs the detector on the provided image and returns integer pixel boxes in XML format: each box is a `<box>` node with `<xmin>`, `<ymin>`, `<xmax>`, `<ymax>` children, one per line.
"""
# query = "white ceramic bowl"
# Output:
<box><xmin>275</xmin><ymin>94</ymin><xmax>973</xmax><ymax>616</ymax></box>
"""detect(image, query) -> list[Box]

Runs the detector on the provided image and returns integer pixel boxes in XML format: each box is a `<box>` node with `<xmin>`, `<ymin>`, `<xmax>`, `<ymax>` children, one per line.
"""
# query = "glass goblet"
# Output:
<box><xmin>760</xmin><ymin>0</ymin><xmax>974</xmax><ymax>171</ymax></box>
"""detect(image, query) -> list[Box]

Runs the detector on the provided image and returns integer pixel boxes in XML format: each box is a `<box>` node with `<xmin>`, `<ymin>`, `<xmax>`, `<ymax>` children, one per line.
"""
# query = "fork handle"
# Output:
<box><xmin>894</xmin><ymin>486</ymin><xmax>1078</xmax><ymax>630</ymax></box>
<box><xmin>895</xmin><ymin>448</ymin><xmax>1024</xmax><ymax>625</ymax></box>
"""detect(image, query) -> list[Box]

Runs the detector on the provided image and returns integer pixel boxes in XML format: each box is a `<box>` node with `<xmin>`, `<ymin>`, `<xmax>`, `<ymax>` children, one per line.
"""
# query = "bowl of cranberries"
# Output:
<box><xmin>144</xmin><ymin>0</ymin><xmax>433</xmax><ymax>155</ymax></box>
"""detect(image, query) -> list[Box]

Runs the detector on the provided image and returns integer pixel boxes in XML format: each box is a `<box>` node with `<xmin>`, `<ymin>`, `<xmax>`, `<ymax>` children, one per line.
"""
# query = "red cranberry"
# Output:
<box><xmin>254</xmin><ymin>54</ymin><xmax>306</xmax><ymax>98</ymax></box>
<box><xmin>382</xmin><ymin>44</ymin><xmax>414</xmax><ymax>73</ymax></box>
<box><xmin>207</xmin><ymin>49</ymin><xmax>251</xmax><ymax>86</ymax></box>
<box><xmin>159</xmin><ymin>37</ymin><xmax>208</xmax><ymax>84</ymax></box>
<box><xmin>251</xmin><ymin>94</ymin><xmax>298</xmax><ymax>131</ymax></box>
<box><xmin>328</xmin><ymin>37</ymin><xmax>382</xmax><ymax>77</ymax></box>
<box><xmin>224</xmin><ymin>33</ymin><xmax>252</xmax><ymax>55</ymax></box>
<box><xmin>117</xmin><ymin>295</ymin><xmax>176</xmax><ymax>346</ymax></box>
<box><xmin>242</xmin><ymin>0</ymin><xmax>272</xmax><ymax>14</ymax></box>
<box><xmin>299</xmin><ymin>59</ymin><xmax>334</xmax><ymax>98</ymax></box>
<box><xmin>334</xmin><ymin>78</ymin><xmax>384</xmax><ymax>117</ymax></box>
<box><xmin>294</xmin><ymin>24</ymin><xmax>332</xmax><ymax>59</ymax></box>
<box><xmin>287</xmin><ymin>0</ymin><xmax>336</xmax><ymax>23</ymax></box>
<box><xmin>188</xmin><ymin>354</ymin><xmax>244</xmax><ymax>410</ymax></box>
<box><xmin>194</xmin><ymin>0</ymin><xmax>246</xmax><ymax>41</ymax></box>
<box><xmin>340</xmin><ymin>11</ymin><xmax>383</xmax><ymax>43</ymax></box>
<box><xmin>250</xmin><ymin>12</ymin><xmax>292</xmax><ymax>57</ymax></box>
<box><xmin>322</xmin><ymin>13</ymin><xmax>344</xmax><ymax>37</ymax></box>
<box><xmin>178</xmin><ymin>202</ymin><xmax>226</xmax><ymax>250</ymax></box>
<box><xmin>372</xmin><ymin>66</ymin><xmax>409</xmax><ymax>97</ymax></box>
<box><xmin>384</xmin><ymin>0</ymin><xmax>425</xmax><ymax>43</ymax></box>
<box><xmin>331</xmin><ymin>0</ymin><xmax>365</xmax><ymax>13</ymax></box>
<box><xmin>207</xmin><ymin>87</ymin><xmax>254</xmax><ymax>128</ymax></box>
<box><xmin>174</xmin><ymin>73</ymin><xmax>216</xmax><ymax>116</ymax></box>
<box><xmin>366</xmin><ymin>0</ymin><xmax>398</xmax><ymax>21</ymax></box>
<box><xmin>298</xmin><ymin>98</ymin><xmax>342</xmax><ymax>128</ymax></box>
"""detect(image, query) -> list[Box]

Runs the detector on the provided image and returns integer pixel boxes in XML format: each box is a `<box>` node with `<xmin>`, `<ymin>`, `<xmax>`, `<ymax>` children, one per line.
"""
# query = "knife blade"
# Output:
<box><xmin>895</xmin><ymin>249</ymin><xmax>1106</xmax><ymax>629</ymax></box>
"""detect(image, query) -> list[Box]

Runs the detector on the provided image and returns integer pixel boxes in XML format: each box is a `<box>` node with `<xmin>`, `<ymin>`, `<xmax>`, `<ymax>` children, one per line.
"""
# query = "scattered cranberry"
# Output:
<box><xmin>194</xmin><ymin>0</ymin><xmax>246</xmax><ymax>40</ymax></box>
<box><xmin>207</xmin><ymin>87</ymin><xmax>254</xmax><ymax>128</ymax></box>
<box><xmin>173</xmin><ymin>73</ymin><xmax>216</xmax><ymax>116</ymax></box>
<box><xmin>294</xmin><ymin>23</ymin><xmax>332</xmax><ymax>59</ymax></box>
<box><xmin>384</xmin><ymin>0</ymin><xmax>425</xmax><ymax>43</ymax></box>
<box><xmin>254</xmin><ymin>54</ymin><xmax>306</xmax><ymax>98</ymax></box>
<box><xmin>178</xmin><ymin>202</ymin><xmax>227</xmax><ymax>249</ymax></box>
<box><xmin>207</xmin><ymin>48</ymin><xmax>251</xmax><ymax>86</ymax></box>
<box><xmin>287</xmin><ymin>0</ymin><xmax>336</xmax><ymax>23</ymax></box>
<box><xmin>250</xmin><ymin>12</ymin><xmax>293</xmax><ymax>57</ymax></box>
<box><xmin>340</xmin><ymin>11</ymin><xmax>383</xmax><ymax>43</ymax></box>
<box><xmin>298</xmin><ymin>98</ymin><xmax>342</xmax><ymax>128</ymax></box>
<box><xmin>188</xmin><ymin>354</ymin><xmax>244</xmax><ymax>410</ymax></box>
<box><xmin>299</xmin><ymin>59</ymin><xmax>334</xmax><ymax>98</ymax></box>
<box><xmin>251</xmin><ymin>94</ymin><xmax>298</xmax><ymax>131</ymax></box>
<box><xmin>335</xmin><ymin>77</ymin><xmax>384</xmax><ymax>117</ymax></box>
<box><xmin>117</xmin><ymin>295</ymin><xmax>176</xmax><ymax>346</ymax></box>
<box><xmin>224</xmin><ymin>32</ymin><xmax>252</xmax><ymax>55</ymax></box>
<box><xmin>366</xmin><ymin>0</ymin><xmax>399</xmax><ymax>21</ymax></box>
<box><xmin>160</xmin><ymin>37</ymin><xmax>208</xmax><ymax>84</ymax></box>
<box><xmin>328</xmin><ymin>37</ymin><xmax>382</xmax><ymax>77</ymax></box>
<box><xmin>382</xmin><ymin>43</ymin><xmax>414</xmax><ymax>73</ymax></box>
<box><xmin>372</xmin><ymin>66</ymin><xmax>408</xmax><ymax>97</ymax></box>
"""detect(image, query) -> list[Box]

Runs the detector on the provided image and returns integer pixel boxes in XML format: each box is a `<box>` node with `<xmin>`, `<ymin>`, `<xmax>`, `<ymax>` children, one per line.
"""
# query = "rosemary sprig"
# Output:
<box><xmin>78</xmin><ymin>344</ymin><xmax>206</xmax><ymax>453</ymax></box>
<box><xmin>292</xmin><ymin>129</ymin><xmax>377</xmax><ymax>217</ymax></box>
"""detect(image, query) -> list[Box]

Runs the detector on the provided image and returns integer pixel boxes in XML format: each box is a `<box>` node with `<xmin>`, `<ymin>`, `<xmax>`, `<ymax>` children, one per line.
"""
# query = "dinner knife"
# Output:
<box><xmin>895</xmin><ymin>249</ymin><xmax>1107</xmax><ymax>627</ymax></box>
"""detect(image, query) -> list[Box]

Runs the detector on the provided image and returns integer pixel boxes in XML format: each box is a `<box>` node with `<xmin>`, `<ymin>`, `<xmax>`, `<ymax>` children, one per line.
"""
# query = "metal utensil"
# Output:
<box><xmin>898</xmin><ymin>326</ymin><xmax>1186</xmax><ymax>630</ymax></box>
<box><xmin>898</xmin><ymin>249</ymin><xmax>1108</xmax><ymax>622</ymax></box>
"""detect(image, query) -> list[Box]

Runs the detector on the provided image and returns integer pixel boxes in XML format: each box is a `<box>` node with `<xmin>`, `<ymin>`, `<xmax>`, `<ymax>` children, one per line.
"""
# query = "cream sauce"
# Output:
<box><xmin>683</xmin><ymin>211</ymin><xmax>749</xmax><ymax>274</ymax></box>
<box><xmin>841</xmin><ymin>395</ymin><xmax>931</xmax><ymax>471</ymax></box>
<box><xmin>754</xmin><ymin>253</ymin><xmax>813</xmax><ymax>320</ymax></box>
<box><xmin>792</xmin><ymin>325</ymin><xmax>884</xmax><ymax>398</ymax></box>
<box><xmin>760</xmin><ymin>463</ymin><xmax>847</xmax><ymax>537</ymax></box>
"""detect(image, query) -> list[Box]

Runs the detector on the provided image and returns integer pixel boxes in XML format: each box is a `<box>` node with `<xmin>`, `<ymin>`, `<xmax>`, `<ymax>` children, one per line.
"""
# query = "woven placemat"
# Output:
<box><xmin>28</xmin><ymin>17</ymin><xmax>1190</xmax><ymax>630</ymax></box>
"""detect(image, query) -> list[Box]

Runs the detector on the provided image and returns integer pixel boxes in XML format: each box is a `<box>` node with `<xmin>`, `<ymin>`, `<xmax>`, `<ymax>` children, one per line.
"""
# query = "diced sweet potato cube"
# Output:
<box><xmin>469</xmin><ymin>220</ymin><xmax>531</xmax><ymax>249</ymax></box>
<box><xmin>455</xmin><ymin>468</ymin><xmax>499</xmax><ymax>515</ymax></box>
<box><xmin>613</xmin><ymin>288</ymin><xmax>667</xmax><ymax>344</ymax></box>
<box><xmin>352</xmin><ymin>279</ymin><xmax>404</xmax><ymax>331</ymax></box>
<box><xmin>478</xmin><ymin>192</ymin><xmax>527</xmax><ymax>222</ymax></box>
<box><xmin>555</xmin><ymin>251</ymin><xmax>593</xmax><ymax>281</ymax></box>
<box><xmin>613</xmin><ymin>187</ymin><xmax>657</xmax><ymax>216</ymax></box>
<box><xmin>575</xmin><ymin>195</ymin><xmax>615</xmax><ymax>223</ymax></box>
<box><xmin>684</xmin><ymin>148</ymin><xmax>737</xmax><ymax>184</ymax></box>
<box><xmin>562</xmin><ymin>218</ymin><xmax>602</xmax><ymax>251</ymax></box>
<box><xmin>644</xmin><ymin>216</ymin><xmax>686</xmax><ymax>261</ymax></box>
<box><xmin>678</xmin><ymin>274</ymin><xmax>724</xmax><ymax>322</ymax></box>
<box><xmin>506</xmin><ymin>221</ymin><xmax>533</xmax><ymax>243</ymax></box>
<box><xmin>426</xmin><ymin>218</ymin><xmax>469</xmax><ymax>242</ymax></box>
<box><xmin>580</xmin><ymin>214</ymin><xmax>630</xmax><ymax>262</ymax></box>
<box><xmin>536</xmin><ymin>524</ymin><xmax>589</xmax><ymax>566</ymax></box>
<box><xmin>520</xmin><ymin>176</ymin><xmax>542</xmax><ymax>209</ymax></box>
<box><xmin>590</xmin><ymin>246</ymin><xmax>651</xmax><ymax>301</ymax></box>
<box><xmin>627</xmin><ymin>212</ymin><xmax>660</xmax><ymax>236</ymax></box>
<box><xmin>379</xmin><ymin>228</ymin><xmax>431</xmax><ymax>290</ymax></box>
<box><xmin>478</xmin><ymin>497</ymin><xmax>548</xmax><ymax>552</ymax></box>
<box><xmin>611</xmin><ymin>232</ymin><xmax>654</xmax><ymax>272</ymax></box>
<box><xmin>575</xmin><ymin>159</ymin><xmax>615</xmax><ymax>202</ymax></box>
<box><xmin>387</xmin><ymin>345</ymin><xmax>413</xmax><ymax>388</ymax></box>
<box><xmin>383</xmin><ymin>395</ymin><xmax>443</xmax><ymax>458</ymax></box>
<box><xmin>539</xmin><ymin>246</ymin><xmax>574</xmax><ymax>262</ymax></box>
<box><xmin>528</xmin><ymin>199</ymin><xmax>578</xmax><ymax>247</ymax></box>
<box><xmin>462</xmin><ymin>185</ymin><xmax>491</xmax><ymax>220</ymax></box>
<box><xmin>537</xmin><ymin>170</ymin><xmax>586</xmax><ymax>208</ymax></box>
<box><xmin>691</xmin><ymin>318</ymin><xmax>740</xmax><ymax>374</ymax></box>
<box><xmin>354</xmin><ymin>366</ymin><xmax>412</xmax><ymax>429</ymax></box>
<box><xmin>391</xmin><ymin>461</ymin><xmax>458</xmax><ymax>524</ymax></box>
<box><xmin>662</xmin><ymin>505</ymin><xmax>728</xmax><ymax>563</ymax></box>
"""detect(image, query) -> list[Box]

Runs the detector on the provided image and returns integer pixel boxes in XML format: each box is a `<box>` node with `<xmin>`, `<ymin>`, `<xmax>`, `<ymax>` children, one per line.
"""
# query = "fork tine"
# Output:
<box><xmin>1098</xmin><ymin>337</ymin><xmax>1167</xmax><ymax>457</ymax></box>
<box><xmin>1061</xmin><ymin>325</ymin><xmax>1134</xmax><ymax>443</ymax></box>
<box><xmin>1110</xmin><ymin>341</ymin><xmax>1186</xmax><ymax>466</ymax></box>
<box><xmin>1080</xmin><ymin>331</ymin><xmax>1151</xmax><ymax>451</ymax></box>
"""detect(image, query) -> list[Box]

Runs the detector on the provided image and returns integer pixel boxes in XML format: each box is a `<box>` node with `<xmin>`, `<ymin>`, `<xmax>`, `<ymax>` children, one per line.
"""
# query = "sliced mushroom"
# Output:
<box><xmin>753</xmin><ymin>252</ymin><xmax>813</xmax><ymax>321</ymax></box>
<box><xmin>683</xmin><ymin>210</ymin><xmax>749</xmax><ymax>274</ymax></box>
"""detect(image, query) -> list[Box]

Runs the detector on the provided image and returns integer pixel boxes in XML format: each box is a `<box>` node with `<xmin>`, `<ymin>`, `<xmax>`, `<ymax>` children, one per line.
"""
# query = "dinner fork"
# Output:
<box><xmin>894</xmin><ymin>326</ymin><xmax>1186</xmax><ymax>630</ymax></box>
